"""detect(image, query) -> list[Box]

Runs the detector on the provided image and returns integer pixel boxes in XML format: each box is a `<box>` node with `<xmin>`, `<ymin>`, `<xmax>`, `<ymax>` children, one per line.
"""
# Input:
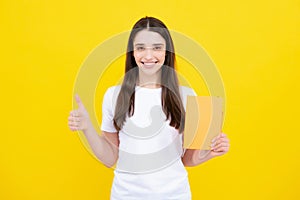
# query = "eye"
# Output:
<box><xmin>136</xmin><ymin>46</ymin><xmax>145</xmax><ymax>51</ymax></box>
<box><xmin>153</xmin><ymin>46</ymin><xmax>163</xmax><ymax>51</ymax></box>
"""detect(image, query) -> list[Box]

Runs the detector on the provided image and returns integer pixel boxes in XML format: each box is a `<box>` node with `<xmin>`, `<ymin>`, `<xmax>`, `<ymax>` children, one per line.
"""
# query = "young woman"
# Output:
<box><xmin>68</xmin><ymin>16</ymin><xmax>230</xmax><ymax>200</ymax></box>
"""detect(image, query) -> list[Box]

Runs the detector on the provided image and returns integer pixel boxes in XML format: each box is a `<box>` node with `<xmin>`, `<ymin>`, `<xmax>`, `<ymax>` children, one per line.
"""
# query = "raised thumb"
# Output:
<box><xmin>75</xmin><ymin>94</ymin><xmax>83</xmax><ymax>108</ymax></box>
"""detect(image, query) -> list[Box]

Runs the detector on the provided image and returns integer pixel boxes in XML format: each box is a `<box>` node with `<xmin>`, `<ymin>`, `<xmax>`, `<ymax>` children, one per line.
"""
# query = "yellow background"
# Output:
<box><xmin>1</xmin><ymin>0</ymin><xmax>299</xmax><ymax>199</ymax></box>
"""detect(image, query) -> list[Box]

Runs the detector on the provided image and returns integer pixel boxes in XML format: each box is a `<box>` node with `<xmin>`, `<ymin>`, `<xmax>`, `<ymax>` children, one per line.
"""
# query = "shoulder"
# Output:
<box><xmin>104</xmin><ymin>85</ymin><xmax>121</xmax><ymax>99</ymax></box>
<box><xmin>179</xmin><ymin>86</ymin><xmax>197</xmax><ymax>110</ymax></box>
<box><xmin>102</xmin><ymin>85</ymin><xmax>121</xmax><ymax>107</ymax></box>
<box><xmin>105</xmin><ymin>85</ymin><xmax>121</xmax><ymax>94</ymax></box>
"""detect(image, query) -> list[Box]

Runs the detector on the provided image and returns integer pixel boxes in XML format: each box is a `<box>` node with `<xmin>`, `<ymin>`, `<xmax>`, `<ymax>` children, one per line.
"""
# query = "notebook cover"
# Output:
<box><xmin>184</xmin><ymin>96</ymin><xmax>224</xmax><ymax>150</ymax></box>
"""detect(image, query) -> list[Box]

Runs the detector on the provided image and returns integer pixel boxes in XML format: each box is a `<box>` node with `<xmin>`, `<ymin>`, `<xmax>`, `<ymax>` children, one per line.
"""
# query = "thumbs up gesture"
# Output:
<box><xmin>68</xmin><ymin>94</ymin><xmax>92</xmax><ymax>132</ymax></box>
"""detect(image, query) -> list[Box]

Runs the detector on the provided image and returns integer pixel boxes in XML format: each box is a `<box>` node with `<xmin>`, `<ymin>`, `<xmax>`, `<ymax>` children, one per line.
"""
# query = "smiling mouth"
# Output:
<box><xmin>141</xmin><ymin>61</ymin><xmax>158</xmax><ymax>67</ymax></box>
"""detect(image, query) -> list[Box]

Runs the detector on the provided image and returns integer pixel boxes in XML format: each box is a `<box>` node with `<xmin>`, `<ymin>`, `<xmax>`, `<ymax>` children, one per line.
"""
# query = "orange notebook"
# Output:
<box><xmin>184</xmin><ymin>96</ymin><xmax>224</xmax><ymax>150</ymax></box>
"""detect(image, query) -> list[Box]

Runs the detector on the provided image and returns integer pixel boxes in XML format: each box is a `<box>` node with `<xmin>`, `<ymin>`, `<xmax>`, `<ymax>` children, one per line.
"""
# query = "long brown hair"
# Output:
<box><xmin>113</xmin><ymin>16</ymin><xmax>185</xmax><ymax>133</ymax></box>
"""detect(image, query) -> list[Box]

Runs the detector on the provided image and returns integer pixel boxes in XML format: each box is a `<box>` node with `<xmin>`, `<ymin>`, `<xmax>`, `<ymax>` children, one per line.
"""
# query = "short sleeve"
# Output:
<box><xmin>180</xmin><ymin>86</ymin><xmax>197</xmax><ymax>157</ymax></box>
<box><xmin>100</xmin><ymin>86</ymin><xmax>119</xmax><ymax>133</ymax></box>
<box><xmin>179</xmin><ymin>86</ymin><xmax>197</xmax><ymax>111</ymax></box>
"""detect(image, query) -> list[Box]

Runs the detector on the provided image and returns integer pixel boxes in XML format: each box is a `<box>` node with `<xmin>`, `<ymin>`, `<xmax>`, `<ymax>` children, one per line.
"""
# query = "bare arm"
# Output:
<box><xmin>68</xmin><ymin>94</ymin><xmax>119</xmax><ymax>168</ymax></box>
<box><xmin>182</xmin><ymin>149</ymin><xmax>213</xmax><ymax>167</ymax></box>
<box><xmin>83</xmin><ymin>125</ymin><xmax>119</xmax><ymax>168</ymax></box>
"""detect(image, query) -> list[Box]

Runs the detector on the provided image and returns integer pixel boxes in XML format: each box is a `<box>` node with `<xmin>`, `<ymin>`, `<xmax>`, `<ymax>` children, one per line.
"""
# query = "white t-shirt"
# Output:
<box><xmin>101</xmin><ymin>85</ymin><xmax>196</xmax><ymax>200</ymax></box>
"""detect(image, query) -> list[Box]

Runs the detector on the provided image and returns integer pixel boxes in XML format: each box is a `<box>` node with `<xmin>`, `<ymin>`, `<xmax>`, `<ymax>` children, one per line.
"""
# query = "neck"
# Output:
<box><xmin>137</xmin><ymin>70</ymin><xmax>162</xmax><ymax>88</ymax></box>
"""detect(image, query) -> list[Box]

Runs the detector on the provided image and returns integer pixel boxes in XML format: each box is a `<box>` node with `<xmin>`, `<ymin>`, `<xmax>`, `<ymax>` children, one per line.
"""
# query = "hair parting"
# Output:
<box><xmin>113</xmin><ymin>16</ymin><xmax>185</xmax><ymax>133</ymax></box>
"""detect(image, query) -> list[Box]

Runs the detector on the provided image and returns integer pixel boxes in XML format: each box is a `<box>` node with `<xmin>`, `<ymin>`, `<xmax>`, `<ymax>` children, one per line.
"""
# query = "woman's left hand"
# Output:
<box><xmin>209</xmin><ymin>133</ymin><xmax>230</xmax><ymax>158</ymax></box>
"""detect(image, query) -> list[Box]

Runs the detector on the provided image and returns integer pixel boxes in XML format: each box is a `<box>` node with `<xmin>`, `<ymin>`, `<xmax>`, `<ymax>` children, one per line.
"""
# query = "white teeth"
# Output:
<box><xmin>142</xmin><ymin>62</ymin><xmax>158</xmax><ymax>66</ymax></box>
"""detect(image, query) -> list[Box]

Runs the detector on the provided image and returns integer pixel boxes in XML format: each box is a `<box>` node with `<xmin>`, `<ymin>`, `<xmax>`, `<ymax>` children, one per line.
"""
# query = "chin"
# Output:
<box><xmin>140</xmin><ymin>64</ymin><xmax>162</xmax><ymax>73</ymax></box>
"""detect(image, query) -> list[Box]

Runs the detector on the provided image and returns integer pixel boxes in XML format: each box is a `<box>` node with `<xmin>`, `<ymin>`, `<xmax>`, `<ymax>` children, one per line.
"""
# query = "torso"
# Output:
<box><xmin>105</xmin><ymin>85</ymin><xmax>196</xmax><ymax>200</ymax></box>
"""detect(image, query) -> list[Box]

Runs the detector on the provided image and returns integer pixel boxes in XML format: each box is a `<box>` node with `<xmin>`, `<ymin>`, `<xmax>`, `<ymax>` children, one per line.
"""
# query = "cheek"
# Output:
<box><xmin>158</xmin><ymin>53</ymin><xmax>166</xmax><ymax>63</ymax></box>
<box><xmin>133</xmin><ymin>52</ymin><xmax>142</xmax><ymax>62</ymax></box>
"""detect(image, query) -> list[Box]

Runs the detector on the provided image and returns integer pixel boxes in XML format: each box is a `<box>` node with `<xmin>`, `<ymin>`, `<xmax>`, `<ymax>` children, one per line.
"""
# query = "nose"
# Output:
<box><xmin>144</xmin><ymin>48</ymin><xmax>154</xmax><ymax>59</ymax></box>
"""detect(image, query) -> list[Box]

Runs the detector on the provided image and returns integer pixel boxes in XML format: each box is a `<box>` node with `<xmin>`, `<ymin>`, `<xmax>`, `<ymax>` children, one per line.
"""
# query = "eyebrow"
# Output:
<box><xmin>134</xmin><ymin>43</ymin><xmax>164</xmax><ymax>46</ymax></box>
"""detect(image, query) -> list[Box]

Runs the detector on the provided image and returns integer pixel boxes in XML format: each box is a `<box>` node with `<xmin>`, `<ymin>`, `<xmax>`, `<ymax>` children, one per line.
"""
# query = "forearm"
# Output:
<box><xmin>83</xmin><ymin>125</ymin><xmax>118</xmax><ymax>168</ymax></box>
<box><xmin>182</xmin><ymin>149</ymin><xmax>213</xmax><ymax>167</ymax></box>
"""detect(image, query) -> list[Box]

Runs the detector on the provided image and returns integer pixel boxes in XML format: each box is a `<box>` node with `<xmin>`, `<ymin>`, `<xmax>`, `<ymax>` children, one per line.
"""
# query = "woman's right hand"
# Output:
<box><xmin>68</xmin><ymin>94</ymin><xmax>92</xmax><ymax>132</ymax></box>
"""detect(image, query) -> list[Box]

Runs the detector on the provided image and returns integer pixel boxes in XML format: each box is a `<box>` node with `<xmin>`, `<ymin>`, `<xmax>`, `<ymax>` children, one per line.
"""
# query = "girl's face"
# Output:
<box><xmin>133</xmin><ymin>30</ymin><xmax>166</xmax><ymax>78</ymax></box>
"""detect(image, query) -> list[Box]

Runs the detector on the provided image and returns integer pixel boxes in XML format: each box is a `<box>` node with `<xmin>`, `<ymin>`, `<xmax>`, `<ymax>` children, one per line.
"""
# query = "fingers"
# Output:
<box><xmin>68</xmin><ymin>95</ymin><xmax>90</xmax><ymax>132</ymax></box>
<box><xmin>70</xmin><ymin>110</ymin><xmax>79</xmax><ymax>117</ymax></box>
<box><xmin>212</xmin><ymin>137</ymin><xmax>229</xmax><ymax>145</ymax></box>
<box><xmin>211</xmin><ymin>135</ymin><xmax>229</xmax><ymax>145</ymax></box>
<box><xmin>211</xmin><ymin>132</ymin><xmax>230</xmax><ymax>153</ymax></box>
<box><xmin>68</xmin><ymin>121</ymin><xmax>79</xmax><ymax>131</ymax></box>
<box><xmin>68</xmin><ymin>110</ymin><xmax>81</xmax><ymax>131</ymax></box>
<box><xmin>211</xmin><ymin>142</ymin><xmax>230</xmax><ymax>151</ymax></box>
<box><xmin>68</xmin><ymin>115</ymin><xmax>81</xmax><ymax>122</ymax></box>
<box><xmin>211</xmin><ymin>133</ymin><xmax>228</xmax><ymax>143</ymax></box>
